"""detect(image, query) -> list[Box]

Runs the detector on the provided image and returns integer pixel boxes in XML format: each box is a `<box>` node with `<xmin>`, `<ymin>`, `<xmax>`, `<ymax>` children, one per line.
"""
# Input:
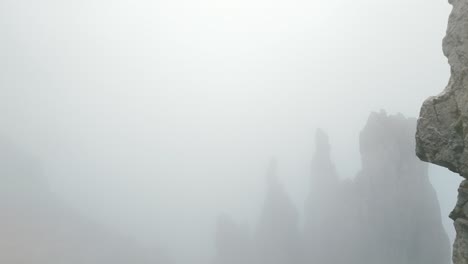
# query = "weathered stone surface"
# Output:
<box><xmin>416</xmin><ymin>0</ymin><xmax>468</xmax><ymax>177</ymax></box>
<box><xmin>453</xmin><ymin>218</ymin><xmax>468</xmax><ymax>264</ymax></box>
<box><xmin>451</xmin><ymin>180</ymin><xmax>468</xmax><ymax>220</ymax></box>
<box><xmin>415</xmin><ymin>1</ymin><xmax>468</xmax><ymax>263</ymax></box>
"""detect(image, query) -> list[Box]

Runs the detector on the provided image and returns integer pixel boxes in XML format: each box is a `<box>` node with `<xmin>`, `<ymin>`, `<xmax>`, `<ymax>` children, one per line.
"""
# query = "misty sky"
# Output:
<box><xmin>0</xmin><ymin>0</ymin><xmax>462</xmax><ymax>263</ymax></box>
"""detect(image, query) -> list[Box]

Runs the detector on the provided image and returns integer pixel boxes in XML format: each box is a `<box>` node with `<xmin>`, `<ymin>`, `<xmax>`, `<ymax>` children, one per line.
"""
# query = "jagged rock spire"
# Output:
<box><xmin>256</xmin><ymin>159</ymin><xmax>303</xmax><ymax>264</ymax></box>
<box><xmin>304</xmin><ymin>129</ymin><xmax>341</xmax><ymax>263</ymax></box>
<box><xmin>311</xmin><ymin>128</ymin><xmax>338</xmax><ymax>189</ymax></box>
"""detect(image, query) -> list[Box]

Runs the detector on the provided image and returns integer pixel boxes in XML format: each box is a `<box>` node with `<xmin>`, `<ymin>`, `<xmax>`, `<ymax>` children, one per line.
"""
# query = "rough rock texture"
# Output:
<box><xmin>415</xmin><ymin>1</ymin><xmax>468</xmax><ymax>263</ymax></box>
<box><xmin>416</xmin><ymin>0</ymin><xmax>468</xmax><ymax>177</ymax></box>
<box><xmin>450</xmin><ymin>179</ymin><xmax>468</xmax><ymax>264</ymax></box>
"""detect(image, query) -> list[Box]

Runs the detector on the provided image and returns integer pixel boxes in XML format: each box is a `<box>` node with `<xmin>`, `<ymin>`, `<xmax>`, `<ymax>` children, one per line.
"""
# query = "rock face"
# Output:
<box><xmin>415</xmin><ymin>1</ymin><xmax>468</xmax><ymax>263</ymax></box>
<box><xmin>452</xmin><ymin>180</ymin><xmax>468</xmax><ymax>264</ymax></box>
<box><xmin>416</xmin><ymin>0</ymin><xmax>468</xmax><ymax>176</ymax></box>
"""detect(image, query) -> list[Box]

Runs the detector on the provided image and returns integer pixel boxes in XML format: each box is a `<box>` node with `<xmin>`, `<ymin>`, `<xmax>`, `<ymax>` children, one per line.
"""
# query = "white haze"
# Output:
<box><xmin>0</xmin><ymin>0</ymin><xmax>461</xmax><ymax>263</ymax></box>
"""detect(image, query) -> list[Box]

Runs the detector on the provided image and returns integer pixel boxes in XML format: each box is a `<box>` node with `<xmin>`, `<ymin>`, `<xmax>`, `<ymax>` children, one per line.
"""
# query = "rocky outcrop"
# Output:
<box><xmin>452</xmin><ymin>180</ymin><xmax>468</xmax><ymax>264</ymax></box>
<box><xmin>415</xmin><ymin>1</ymin><xmax>468</xmax><ymax>263</ymax></box>
<box><xmin>415</xmin><ymin>0</ymin><xmax>468</xmax><ymax>176</ymax></box>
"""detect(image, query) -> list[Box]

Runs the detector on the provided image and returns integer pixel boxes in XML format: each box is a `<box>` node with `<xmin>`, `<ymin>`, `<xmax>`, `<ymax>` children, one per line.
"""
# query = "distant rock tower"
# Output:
<box><xmin>305</xmin><ymin>112</ymin><xmax>451</xmax><ymax>264</ymax></box>
<box><xmin>304</xmin><ymin>129</ymin><xmax>341</xmax><ymax>263</ymax></box>
<box><xmin>358</xmin><ymin>111</ymin><xmax>451</xmax><ymax>264</ymax></box>
<box><xmin>255</xmin><ymin>159</ymin><xmax>303</xmax><ymax>264</ymax></box>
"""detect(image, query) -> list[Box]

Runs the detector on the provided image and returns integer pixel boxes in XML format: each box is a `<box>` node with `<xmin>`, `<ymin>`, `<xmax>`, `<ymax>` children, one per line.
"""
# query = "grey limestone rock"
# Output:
<box><xmin>416</xmin><ymin>0</ymin><xmax>468</xmax><ymax>263</ymax></box>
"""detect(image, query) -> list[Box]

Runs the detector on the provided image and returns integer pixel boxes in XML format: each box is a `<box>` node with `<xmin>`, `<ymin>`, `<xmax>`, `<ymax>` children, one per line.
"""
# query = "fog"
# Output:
<box><xmin>0</xmin><ymin>0</ymin><xmax>462</xmax><ymax>263</ymax></box>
